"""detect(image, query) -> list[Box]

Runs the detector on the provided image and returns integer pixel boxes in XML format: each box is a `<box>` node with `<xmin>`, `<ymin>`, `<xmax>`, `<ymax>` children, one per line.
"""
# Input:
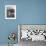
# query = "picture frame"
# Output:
<box><xmin>18</xmin><ymin>24</ymin><xmax>46</xmax><ymax>42</ymax></box>
<box><xmin>5</xmin><ymin>5</ymin><xmax>16</xmax><ymax>19</ymax></box>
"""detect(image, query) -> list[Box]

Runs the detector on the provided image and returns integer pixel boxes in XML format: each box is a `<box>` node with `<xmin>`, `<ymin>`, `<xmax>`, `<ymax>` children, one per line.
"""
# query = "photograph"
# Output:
<box><xmin>18</xmin><ymin>24</ymin><xmax>46</xmax><ymax>46</ymax></box>
<box><xmin>5</xmin><ymin>5</ymin><xmax>16</xmax><ymax>19</ymax></box>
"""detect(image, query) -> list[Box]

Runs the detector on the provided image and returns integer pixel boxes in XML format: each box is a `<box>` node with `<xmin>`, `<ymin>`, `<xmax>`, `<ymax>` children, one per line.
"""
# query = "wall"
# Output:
<box><xmin>21</xmin><ymin>25</ymin><xmax>46</xmax><ymax>30</ymax></box>
<box><xmin>0</xmin><ymin>0</ymin><xmax>46</xmax><ymax>44</ymax></box>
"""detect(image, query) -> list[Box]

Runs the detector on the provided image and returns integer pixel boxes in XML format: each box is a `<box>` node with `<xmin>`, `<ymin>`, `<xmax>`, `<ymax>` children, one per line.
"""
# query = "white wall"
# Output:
<box><xmin>21</xmin><ymin>25</ymin><xmax>46</xmax><ymax>30</ymax></box>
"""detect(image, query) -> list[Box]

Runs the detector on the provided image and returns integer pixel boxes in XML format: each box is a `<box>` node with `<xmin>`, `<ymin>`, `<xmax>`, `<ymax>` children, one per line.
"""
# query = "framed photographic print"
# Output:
<box><xmin>18</xmin><ymin>24</ymin><xmax>46</xmax><ymax>42</ymax></box>
<box><xmin>5</xmin><ymin>5</ymin><xmax>16</xmax><ymax>19</ymax></box>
